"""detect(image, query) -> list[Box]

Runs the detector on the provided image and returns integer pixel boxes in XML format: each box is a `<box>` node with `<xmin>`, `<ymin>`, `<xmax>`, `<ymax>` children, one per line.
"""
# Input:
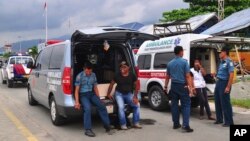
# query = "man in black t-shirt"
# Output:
<box><xmin>107</xmin><ymin>61</ymin><xmax>141</xmax><ymax>130</ymax></box>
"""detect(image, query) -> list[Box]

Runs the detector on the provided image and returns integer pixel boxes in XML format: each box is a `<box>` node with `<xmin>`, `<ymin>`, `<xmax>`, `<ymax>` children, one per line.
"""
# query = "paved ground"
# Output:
<box><xmin>1</xmin><ymin>82</ymin><xmax>250</xmax><ymax>141</ymax></box>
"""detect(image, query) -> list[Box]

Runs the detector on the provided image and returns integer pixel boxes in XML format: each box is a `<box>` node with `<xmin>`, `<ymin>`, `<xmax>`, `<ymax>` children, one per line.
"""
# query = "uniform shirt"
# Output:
<box><xmin>114</xmin><ymin>73</ymin><xmax>137</xmax><ymax>94</ymax></box>
<box><xmin>217</xmin><ymin>57</ymin><xmax>234</xmax><ymax>80</ymax></box>
<box><xmin>167</xmin><ymin>56</ymin><xmax>190</xmax><ymax>84</ymax></box>
<box><xmin>74</xmin><ymin>71</ymin><xmax>98</xmax><ymax>93</ymax></box>
<box><xmin>190</xmin><ymin>68</ymin><xmax>206</xmax><ymax>88</ymax></box>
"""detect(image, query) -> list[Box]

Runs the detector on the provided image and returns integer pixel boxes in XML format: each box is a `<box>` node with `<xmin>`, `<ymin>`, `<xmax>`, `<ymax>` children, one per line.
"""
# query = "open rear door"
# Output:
<box><xmin>71</xmin><ymin>27</ymin><xmax>158</xmax><ymax>44</ymax></box>
<box><xmin>192</xmin><ymin>36</ymin><xmax>250</xmax><ymax>95</ymax></box>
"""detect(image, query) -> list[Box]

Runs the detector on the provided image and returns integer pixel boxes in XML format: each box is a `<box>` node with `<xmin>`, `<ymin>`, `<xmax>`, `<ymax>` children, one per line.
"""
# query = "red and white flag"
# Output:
<box><xmin>43</xmin><ymin>2</ymin><xmax>47</xmax><ymax>16</ymax></box>
<box><xmin>44</xmin><ymin>2</ymin><xmax>47</xmax><ymax>10</ymax></box>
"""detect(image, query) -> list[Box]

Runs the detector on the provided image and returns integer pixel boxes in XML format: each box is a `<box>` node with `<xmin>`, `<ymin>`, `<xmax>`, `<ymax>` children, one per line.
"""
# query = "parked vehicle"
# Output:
<box><xmin>27</xmin><ymin>27</ymin><xmax>157</xmax><ymax>125</ymax></box>
<box><xmin>137</xmin><ymin>34</ymin><xmax>218</xmax><ymax>110</ymax></box>
<box><xmin>0</xmin><ymin>55</ymin><xmax>34</xmax><ymax>88</ymax></box>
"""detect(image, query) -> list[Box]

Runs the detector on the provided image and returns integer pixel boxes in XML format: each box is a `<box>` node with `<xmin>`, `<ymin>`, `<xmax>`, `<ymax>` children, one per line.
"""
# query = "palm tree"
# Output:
<box><xmin>28</xmin><ymin>46</ymin><xmax>38</xmax><ymax>58</ymax></box>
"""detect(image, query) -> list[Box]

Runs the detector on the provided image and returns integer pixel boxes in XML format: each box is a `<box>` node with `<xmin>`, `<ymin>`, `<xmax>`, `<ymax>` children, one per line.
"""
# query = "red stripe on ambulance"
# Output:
<box><xmin>138</xmin><ymin>72</ymin><xmax>166</xmax><ymax>79</ymax></box>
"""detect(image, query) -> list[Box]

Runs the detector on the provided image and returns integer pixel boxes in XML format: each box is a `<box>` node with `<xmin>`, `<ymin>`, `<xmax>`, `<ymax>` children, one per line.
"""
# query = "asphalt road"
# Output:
<box><xmin>1</xmin><ymin>82</ymin><xmax>250</xmax><ymax>141</ymax></box>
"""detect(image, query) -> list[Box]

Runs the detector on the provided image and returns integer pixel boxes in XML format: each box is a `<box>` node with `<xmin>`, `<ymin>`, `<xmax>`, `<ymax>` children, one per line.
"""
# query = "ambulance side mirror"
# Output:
<box><xmin>27</xmin><ymin>61</ymin><xmax>34</xmax><ymax>69</ymax></box>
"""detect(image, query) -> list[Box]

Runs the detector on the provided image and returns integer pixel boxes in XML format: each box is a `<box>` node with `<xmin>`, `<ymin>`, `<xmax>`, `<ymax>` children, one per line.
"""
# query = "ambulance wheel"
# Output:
<box><xmin>2</xmin><ymin>79</ymin><xmax>6</xmax><ymax>84</ymax></box>
<box><xmin>7</xmin><ymin>79</ymin><xmax>13</xmax><ymax>88</ymax></box>
<box><xmin>191</xmin><ymin>97</ymin><xmax>199</xmax><ymax>108</ymax></box>
<box><xmin>28</xmin><ymin>87</ymin><xmax>38</xmax><ymax>106</ymax></box>
<box><xmin>49</xmin><ymin>96</ymin><xmax>65</xmax><ymax>126</ymax></box>
<box><xmin>148</xmin><ymin>85</ymin><xmax>168</xmax><ymax>111</ymax></box>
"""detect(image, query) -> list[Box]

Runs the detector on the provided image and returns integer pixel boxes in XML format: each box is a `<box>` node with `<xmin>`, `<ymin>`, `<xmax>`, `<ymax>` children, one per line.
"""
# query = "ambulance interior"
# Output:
<box><xmin>190</xmin><ymin>42</ymin><xmax>220</xmax><ymax>94</ymax></box>
<box><xmin>73</xmin><ymin>42</ymin><xmax>132</xmax><ymax>86</ymax></box>
<box><xmin>190</xmin><ymin>47</ymin><xmax>219</xmax><ymax>79</ymax></box>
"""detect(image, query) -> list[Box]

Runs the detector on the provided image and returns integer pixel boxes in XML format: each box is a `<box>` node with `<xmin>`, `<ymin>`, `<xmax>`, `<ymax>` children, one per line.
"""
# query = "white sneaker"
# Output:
<box><xmin>121</xmin><ymin>125</ymin><xmax>128</xmax><ymax>130</ymax></box>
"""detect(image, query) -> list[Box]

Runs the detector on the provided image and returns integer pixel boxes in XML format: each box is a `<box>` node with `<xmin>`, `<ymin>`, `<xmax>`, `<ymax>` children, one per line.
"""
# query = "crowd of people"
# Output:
<box><xmin>74</xmin><ymin>45</ymin><xmax>235</xmax><ymax>137</ymax></box>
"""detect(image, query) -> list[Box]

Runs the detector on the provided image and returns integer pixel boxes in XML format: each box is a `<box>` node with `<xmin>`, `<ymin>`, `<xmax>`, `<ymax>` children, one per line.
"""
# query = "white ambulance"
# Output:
<box><xmin>137</xmin><ymin>34</ymin><xmax>218</xmax><ymax>110</ymax></box>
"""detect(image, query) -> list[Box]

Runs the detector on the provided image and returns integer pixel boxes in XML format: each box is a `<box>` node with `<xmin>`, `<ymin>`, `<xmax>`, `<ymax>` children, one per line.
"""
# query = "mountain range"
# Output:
<box><xmin>0</xmin><ymin>34</ymin><xmax>71</xmax><ymax>53</ymax></box>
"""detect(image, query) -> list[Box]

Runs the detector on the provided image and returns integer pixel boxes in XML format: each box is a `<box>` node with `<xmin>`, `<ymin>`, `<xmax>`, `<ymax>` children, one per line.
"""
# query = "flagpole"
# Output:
<box><xmin>45</xmin><ymin>2</ymin><xmax>48</xmax><ymax>44</ymax></box>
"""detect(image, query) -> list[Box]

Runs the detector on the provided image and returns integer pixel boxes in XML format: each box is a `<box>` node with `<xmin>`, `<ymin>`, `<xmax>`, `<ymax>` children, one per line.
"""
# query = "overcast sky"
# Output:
<box><xmin>0</xmin><ymin>0</ymin><xmax>188</xmax><ymax>46</ymax></box>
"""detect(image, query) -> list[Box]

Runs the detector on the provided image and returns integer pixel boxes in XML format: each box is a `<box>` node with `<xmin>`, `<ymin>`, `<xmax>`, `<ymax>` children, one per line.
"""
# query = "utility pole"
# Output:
<box><xmin>218</xmin><ymin>0</ymin><xmax>225</xmax><ymax>21</ymax></box>
<box><xmin>18</xmin><ymin>36</ymin><xmax>22</xmax><ymax>53</ymax></box>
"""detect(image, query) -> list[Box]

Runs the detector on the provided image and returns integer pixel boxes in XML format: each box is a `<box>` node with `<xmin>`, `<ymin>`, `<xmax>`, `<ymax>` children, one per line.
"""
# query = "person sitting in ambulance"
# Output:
<box><xmin>107</xmin><ymin>61</ymin><xmax>142</xmax><ymax>130</ymax></box>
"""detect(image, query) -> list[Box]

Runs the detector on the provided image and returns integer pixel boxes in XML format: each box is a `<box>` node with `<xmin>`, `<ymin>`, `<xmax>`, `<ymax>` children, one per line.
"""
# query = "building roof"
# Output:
<box><xmin>119</xmin><ymin>22</ymin><xmax>144</xmax><ymax>30</ymax></box>
<box><xmin>139</xmin><ymin>12</ymin><xmax>217</xmax><ymax>35</ymax></box>
<box><xmin>202</xmin><ymin>8</ymin><xmax>250</xmax><ymax>35</ymax></box>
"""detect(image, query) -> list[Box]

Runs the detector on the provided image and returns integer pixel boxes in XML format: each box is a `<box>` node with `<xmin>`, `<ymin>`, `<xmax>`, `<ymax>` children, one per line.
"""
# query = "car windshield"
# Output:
<box><xmin>10</xmin><ymin>57</ymin><xmax>33</xmax><ymax>64</ymax></box>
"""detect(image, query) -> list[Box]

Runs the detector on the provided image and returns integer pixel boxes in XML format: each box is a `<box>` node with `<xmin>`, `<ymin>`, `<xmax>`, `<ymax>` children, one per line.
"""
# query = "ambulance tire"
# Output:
<box><xmin>2</xmin><ymin>79</ymin><xmax>6</xmax><ymax>84</ymax></box>
<box><xmin>148</xmin><ymin>85</ymin><xmax>169</xmax><ymax>111</ymax></box>
<box><xmin>28</xmin><ymin>87</ymin><xmax>38</xmax><ymax>106</ymax></box>
<box><xmin>49</xmin><ymin>96</ymin><xmax>65</xmax><ymax>126</ymax></box>
<box><xmin>191</xmin><ymin>97</ymin><xmax>199</xmax><ymax>108</ymax></box>
<box><xmin>7</xmin><ymin>79</ymin><xmax>13</xmax><ymax>88</ymax></box>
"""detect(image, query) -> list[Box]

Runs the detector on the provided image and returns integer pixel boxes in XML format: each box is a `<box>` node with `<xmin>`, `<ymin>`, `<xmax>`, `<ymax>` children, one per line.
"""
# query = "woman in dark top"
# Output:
<box><xmin>107</xmin><ymin>61</ymin><xmax>141</xmax><ymax>130</ymax></box>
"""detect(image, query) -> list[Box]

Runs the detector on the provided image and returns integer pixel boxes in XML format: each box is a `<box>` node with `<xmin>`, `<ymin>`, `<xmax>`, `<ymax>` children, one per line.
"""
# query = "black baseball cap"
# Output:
<box><xmin>221</xmin><ymin>46</ymin><xmax>230</xmax><ymax>55</ymax></box>
<box><xmin>83</xmin><ymin>62</ymin><xmax>93</xmax><ymax>69</ymax></box>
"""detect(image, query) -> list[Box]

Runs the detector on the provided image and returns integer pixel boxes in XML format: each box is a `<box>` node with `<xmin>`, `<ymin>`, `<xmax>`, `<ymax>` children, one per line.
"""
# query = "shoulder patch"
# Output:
<box><xmin>230</xmin><ymin>62</ymin><xmax>233</xmax><ymax>67</ymax></box>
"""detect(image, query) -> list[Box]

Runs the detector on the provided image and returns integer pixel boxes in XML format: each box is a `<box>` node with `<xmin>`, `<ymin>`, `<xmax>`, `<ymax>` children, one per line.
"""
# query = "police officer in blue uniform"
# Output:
<box><xmin>74</xmin><ymin>62</ymin><xmax>114</xmax><ymax>137</ymax></box>
<box><xmin>165</xmin><ymin>46</ymin><xmax>194</xmax><ymax>133</ymax></box>
<box><xmin>214</xmin><ymin>47</ymin><xmax>234</xmax><ymax>127</ymax></box>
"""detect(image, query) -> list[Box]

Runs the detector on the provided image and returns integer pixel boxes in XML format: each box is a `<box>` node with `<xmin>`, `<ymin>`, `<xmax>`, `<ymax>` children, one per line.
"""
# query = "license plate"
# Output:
<box><xmin>106</xmin><ymin>105</ymin><xmax>114</xmax><ymax>114</ymax></box>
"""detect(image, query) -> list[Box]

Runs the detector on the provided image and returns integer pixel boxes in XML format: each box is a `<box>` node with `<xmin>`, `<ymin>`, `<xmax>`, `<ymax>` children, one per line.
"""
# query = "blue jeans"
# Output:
<box><xmin>115</xmin><ymin>91</ymin><xmax>140</xmax><ymax>126</ymax></box>
<box><xmin>80</xmin><ymin>92</ymin><xmax>110</xmax><ymax>130</ymax></box>
<box><xmin>214</xmin><ymin>80</ymin><xmax>234</xmax><ymax>125</ymax></box>
<box><xmin>170</xmin><ymin>83</ymin><xmax>191</xmax><ymax>127</ymax></box>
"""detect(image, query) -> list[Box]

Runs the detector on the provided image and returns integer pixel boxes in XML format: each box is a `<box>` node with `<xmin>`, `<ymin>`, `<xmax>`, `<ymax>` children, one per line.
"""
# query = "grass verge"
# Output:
<box><xmin>231</xmin><ymin>98</ymin><xmax>250</xmax><ymax>109</ymax></box>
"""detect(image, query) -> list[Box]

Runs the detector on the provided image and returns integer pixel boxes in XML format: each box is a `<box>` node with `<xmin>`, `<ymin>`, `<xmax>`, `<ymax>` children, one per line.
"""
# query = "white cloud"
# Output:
<box><xmin>0</xmin><ymin>0</ymin><xmax>188</xmax><ymax>46</ymax></box>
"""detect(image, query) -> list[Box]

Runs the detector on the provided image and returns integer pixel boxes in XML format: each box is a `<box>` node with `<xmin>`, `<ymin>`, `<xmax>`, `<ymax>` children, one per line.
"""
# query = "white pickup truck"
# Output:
<box><xmin>0</xmin><ymin>56</ymin><xmax>34</xmax><ymax>88</ymax></box>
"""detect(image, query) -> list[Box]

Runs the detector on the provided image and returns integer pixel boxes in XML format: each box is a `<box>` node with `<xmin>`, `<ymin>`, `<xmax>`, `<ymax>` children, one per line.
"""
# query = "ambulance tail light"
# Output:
<box><xmin>62</xmin><ymin>67</ymin><xmax>72</xmax><ymax>95</ymax></box>
<box><xmin>9</xmin><ymin>65</ymin><xmax>14</xmax><ymax>73</ymax></box>
<box><xmin>135</xmin><ymin>66</ymin><xmax>140</xmax><ymax>91</ymax></box>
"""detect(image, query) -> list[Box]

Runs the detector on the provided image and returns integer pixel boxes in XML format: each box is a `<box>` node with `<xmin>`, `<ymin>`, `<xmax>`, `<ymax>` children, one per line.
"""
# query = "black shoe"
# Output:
<box><xmin>214</xmin><ymin>121</ymin><xmax>223</xmax><ymax>124</ymax></box>
<box><xmin>173</xmin><ymin>124</ymin><xmax>181</xmax><ymax>129</ymax></box>
<box><xmin>182</xmin><ymin>126</ymin><xmax>194</xmax><ymax>133</ymax></box>
<box><xmin>85</xmin><ymin>129</ymin><xmax>96</xmax><ymax>137</ymax></box>
<box><xmin>222</xmin><ymin>124</ymin><xmax>230</xmax><ymax>127</ymax></box>
<box><xmin>106</xmin><ymin>128</ymin><xmax>115</xmax><ymax>135</ymax></box>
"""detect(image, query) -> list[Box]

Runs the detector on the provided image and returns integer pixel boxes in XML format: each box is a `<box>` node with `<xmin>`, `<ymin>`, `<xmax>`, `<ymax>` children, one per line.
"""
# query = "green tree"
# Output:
<box><xmin>3</xmin><ymin>52</ymin><xmax>11</xmax><ymax>58</ymax></box>
<box><xmin>161</xmin><ymin>0</ymin><xmax>250</xmax><ymax>22</ymax></box>
<box><xmin>28</xmin><ymin>46</ymin><xmax>38</xmax><ymax>58</ymax></box>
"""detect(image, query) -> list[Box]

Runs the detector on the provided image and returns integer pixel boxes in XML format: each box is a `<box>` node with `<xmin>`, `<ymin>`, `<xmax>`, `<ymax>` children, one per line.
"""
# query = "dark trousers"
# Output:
<box><xmin>170</xmin><ymin>83</ymin><xmax>191</xmax><ymax>128</ymax></box>
<box><xmin>80</xmin><ymin>92</ymin><xmax>110</xmax><ymax>130</ymax></box>
<box><xmin>196</xmin><ymin>88</ymin><xmax>212</xmax><ymax>117</ymax></box>
<box><xmin>214</xmin><ymin>80</ymin><xmax>234</xmax><ymax>125</ymax></box>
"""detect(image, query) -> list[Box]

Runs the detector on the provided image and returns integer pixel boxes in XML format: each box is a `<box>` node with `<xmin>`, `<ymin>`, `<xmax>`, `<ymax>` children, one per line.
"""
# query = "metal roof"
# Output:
<box><xmin>193</xmin><ymin>36</ymin><xmax>250</xmax><ymax>44</ymax></box>
<box><xmin>139</xmin><ymin>12</ymin><xmax>217</xmax><ymax>35</ymax></box>
<box><xmin>202</xmin><ymin>8</ymin><xmax>250</xmax><ymax>35</ymax></box>
<box><xmin>119</xmin><ymin>22</ymin><xmax>144</xmax><ymax>30</ymax></box>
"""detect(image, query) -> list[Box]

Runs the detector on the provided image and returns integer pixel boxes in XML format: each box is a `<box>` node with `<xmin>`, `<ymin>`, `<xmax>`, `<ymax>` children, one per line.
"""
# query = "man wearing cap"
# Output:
<box><xmin>107</xmin><ymin>61</ymin><xmax>141</xmax><ymax>130</ymax></box>
<box><xmin>74</xmin><ymin>62</ymin><xmax>114</xmax><ymax>137</ymax></box>
<box><xmin>165</xmin><ymin>46</ymin><xmax>194</xmax><ymax>133</ymax></box>
<box><xmin>214</xmin><ymin>47</ymin><xmax>234</xmax><ymax>127</ymax></box>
